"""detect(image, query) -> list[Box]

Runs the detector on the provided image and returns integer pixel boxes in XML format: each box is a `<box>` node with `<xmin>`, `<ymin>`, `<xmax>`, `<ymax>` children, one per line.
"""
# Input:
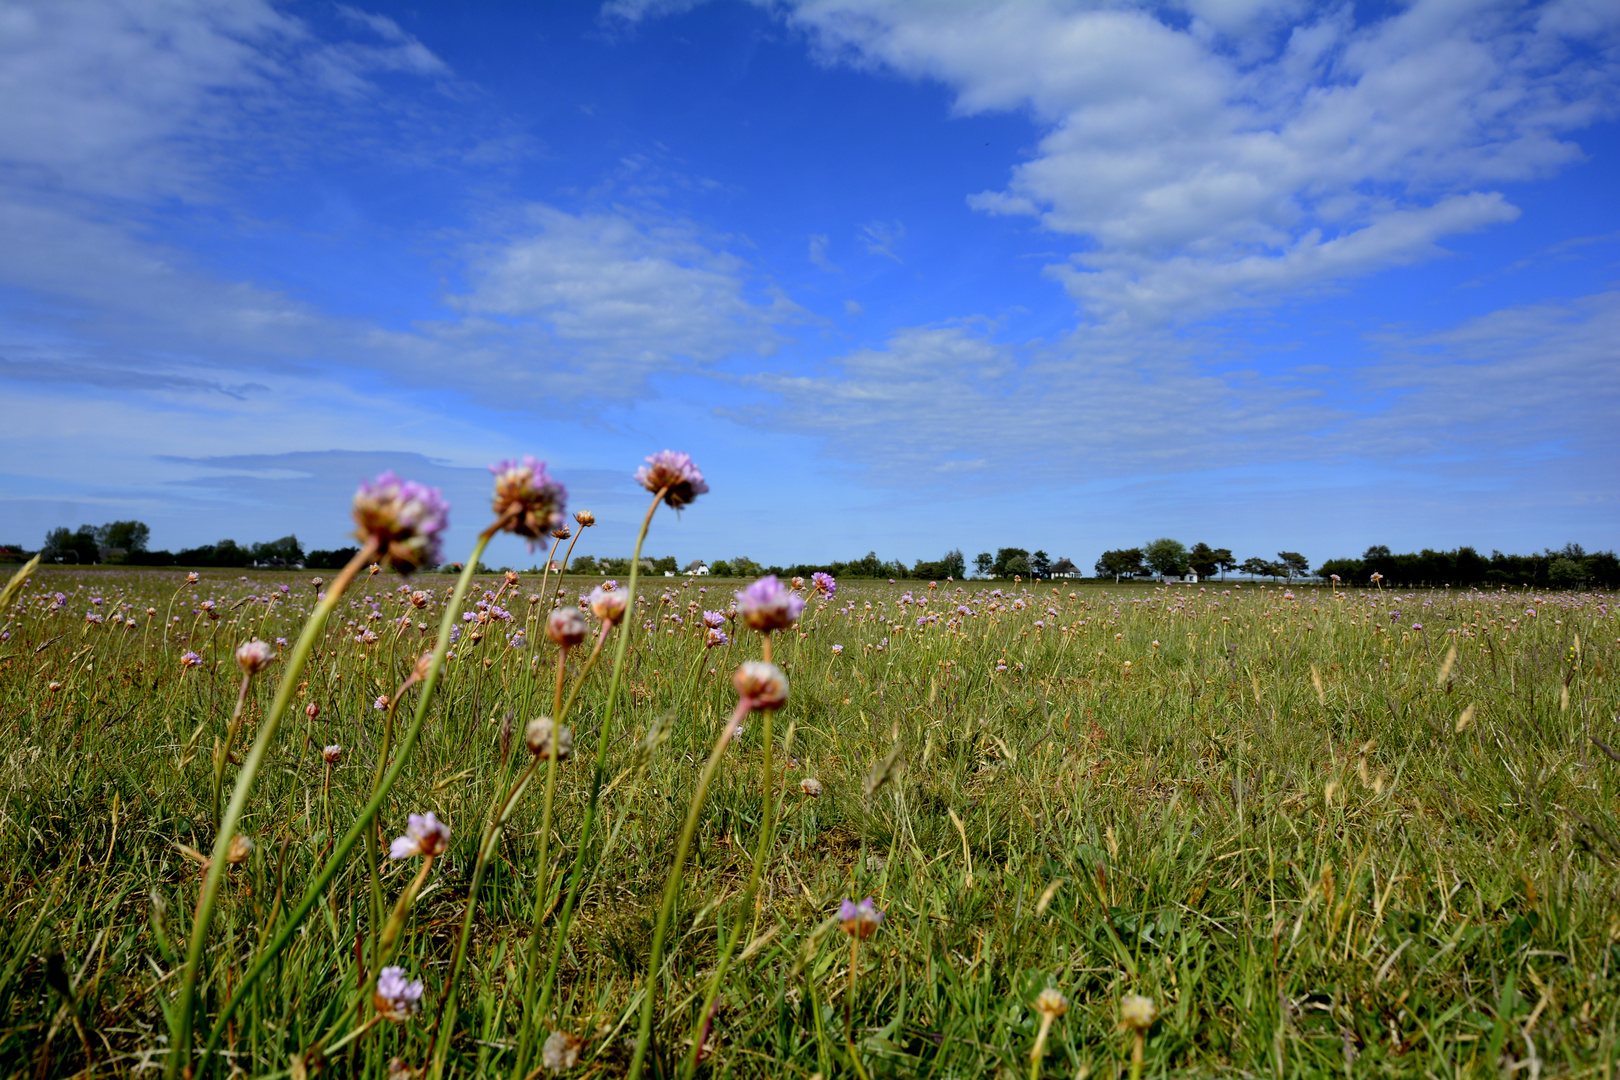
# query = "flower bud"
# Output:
<box><xmin>235</xmin><ymin>639</ymin><xmax>276</xmax><ymax>674</ymax></box>
<box><xmin>546</xmin><ymin>607</ymin><xmax>588</xmax><ymax>647</ymax></box>
<box><xmin>574</xmin><ymin>510</ymin><xmax>596</xmax><ymax>527</ymax></box>
<box><xmin>732</xmin><ymin>660</ymin><xmax>788</xmax><ymax>710</ymax></box>
<box><xmin>305</xmin><ymin>702</ymin><xmax>320</xmax><ymax>720</ymax></box>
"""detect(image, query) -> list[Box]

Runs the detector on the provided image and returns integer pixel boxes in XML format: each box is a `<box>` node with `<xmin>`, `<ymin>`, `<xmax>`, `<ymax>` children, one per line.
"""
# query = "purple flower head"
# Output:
<box><xmin>352</xmin><ymin>471</ymin><xmax>449</xmax><ymax>575</ymax></box>
<box><xmin>702</xmin><ymin>610</ymin><xmax>726</xmax><ymax>629</ymax></box>
<box><xmin>736</xmin><ymin>576</ymin><xmax>805</xmax><ymax>633</ymax></box>
<box><xmin>374</xmin><ymin>966</ymin><xmax>424</xmax><ymax>1021</ymax></box>
<box><xmin>831</xmin><ymin>644</ymin><xmax>843</xmax><ymax>655</ymax></box>
<box><xmin>546</xmin><ymin>607</ymin><xmax>588</xmax><ymax>648</ymax></box>
<box><xmin>489</xmin><ymin>456</ymin><xmax>567</xmax><ymax>546</ymax></box>
<box><xmin>811</xmin><ymin>572</ymin><xmax>837</xmax><ymax>598</ymax></box>
<box><xmin>733</xmin><ymin>660</ymin><xmax>788</xmax><ymax>710</ymax></box>
<box><xmin>705</xmin><ymin>627</ymin><xmax>730</xmax><ymax>649</ymax></box>
<box><xmin>634</xmin><ymin>450</ymin><xmax>709</xmax><ymax>509</ymax></box>
<box><xmin>389</xmin><ymin>811</ymin><xmax>450</xmax><ymax>860</ymax></box>
<box><xmin>179</xmin><ymin>651</ymin><xmax>203</xmax><ymax>668</ymax></box>
<box><xmin>838</xmin><ymin>897</ymin><xmax>884</xmax><ymax>939</ymax></box>
<box><xmin>588</xmin><ymin>585</ymin><xmax>628</xmax><ymax>626</ymax></box>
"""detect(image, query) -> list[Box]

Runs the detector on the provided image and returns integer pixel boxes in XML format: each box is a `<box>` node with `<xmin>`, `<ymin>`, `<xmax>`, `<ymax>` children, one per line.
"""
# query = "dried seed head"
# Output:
<box><xmin>541</xmin><ymin>1030</ymin><xmax>583</xmax><ymax>1072</ymax></box>
<box><xmin>525</xmin><ymin>717</ymin><xmax>573</xmax><ymax>760</ymax></box>
<box><xmin>574</xmin><ymin>510</ymin><xmax>596</xmax><ymax>527</ymax></box>
<box><xmin>799</xmin><ymin>777</ymin><xmax>823</xmax><ymax>798</ymax></box>
<box><xmin>1119</xmin><ymin>994</ymin><xmax>1157</xmax><ymax>1031</ymax></box>
<box><xmin>226</xmin><ymin>834</ymin><xmax>254</xmax><ymax>864</ymax></box>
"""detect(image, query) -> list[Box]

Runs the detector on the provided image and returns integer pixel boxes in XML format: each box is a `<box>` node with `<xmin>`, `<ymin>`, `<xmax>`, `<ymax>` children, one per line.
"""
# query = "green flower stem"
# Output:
<box><xmin>367</xmin><ymin>675</ymin><xmax>418</xmax><ymax>971</ymax></box>
<box><xmin>513</xmin><ymin>489</ymin><xmax>665</xmax><ymax>1079</ymax></box>
<box><xmin>625</xmin><ymin>696</ymin><xmax>753</xmax><ymax>1080</ymax></box>
<box><xmin>196</xmin><ymin>534</ymin><xmax>492</xmax><ymax>1074</ymax></box>
<box><xmin>210</xmin><ymin>673</ymin><xmax>253</xmax><ymax>827</ymax></box>
<box><xmin>424</xmin><ymin>753</ymin><xmax>544</xmax><ymax>1080</ymax></box>
<box><xmin>680</xmin><ymin>699</ymin><xmax>781</xmax><ymax>1080</ymax></box>
<box><xmin>166</xmin><ymin>540</ymin><xmax>377</xmax><ymax>1080</ymax></box>
<box><xmin>1029</xmin><ymin>1014</ymin><xmax>1055</xmax><ymax>1080</ymax></box>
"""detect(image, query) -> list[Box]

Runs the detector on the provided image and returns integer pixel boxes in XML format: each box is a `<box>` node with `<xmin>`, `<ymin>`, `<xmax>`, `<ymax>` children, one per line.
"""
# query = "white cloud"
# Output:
<box><xmin>778</xmin><ymin>0</ymin><xmax>1620</xmax><ymax>325</ymax></box>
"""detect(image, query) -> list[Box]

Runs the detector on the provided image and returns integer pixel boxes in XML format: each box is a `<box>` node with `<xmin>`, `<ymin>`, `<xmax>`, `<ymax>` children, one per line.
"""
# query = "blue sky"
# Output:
<box><xmin>1</xmin><ymin>0</ymin><xmax>1617</xmax><ymax>572</ymax></box>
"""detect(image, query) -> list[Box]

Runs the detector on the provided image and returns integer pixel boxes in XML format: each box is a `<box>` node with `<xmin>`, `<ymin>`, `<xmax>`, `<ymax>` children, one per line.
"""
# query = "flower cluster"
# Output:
<box><xmin>374</xmin><ymin>966</ymin><xmax>425</xmax><ymax>1021</ymax></box>
<box><xmin>389</xmin><ymin>812</ymin><xmax>451</xmax><ymax>860</ymax></box>
<box><xmin>736</xmin><ymin>576</ymin><xmax>804</xmax><ymax>633</ymax></box>
<box><xmin>352</xmin><ymin>471</ymin><xmax>450</xmax><ymax>574</ymax></box>
<box><xmin>634</xmin><ymin>450</ymin><xmax>709</xmax><ymax>508</ymax></box>
<box><xmin>489</xmin><ymin>457</ymin><xmax>567</xmax><ymax>545</ymax></box>
<box><xmin>839</xmin><ymin>896</ymin><xmax>884</xmax><ymax>939</ymax></box>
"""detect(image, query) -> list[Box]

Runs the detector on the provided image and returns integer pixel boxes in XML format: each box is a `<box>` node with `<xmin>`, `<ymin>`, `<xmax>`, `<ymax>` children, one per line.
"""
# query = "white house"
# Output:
<box><xmin>684</xmin><ymin>560</ymin><xmax>710</xmax><ymax>576</ymax></box>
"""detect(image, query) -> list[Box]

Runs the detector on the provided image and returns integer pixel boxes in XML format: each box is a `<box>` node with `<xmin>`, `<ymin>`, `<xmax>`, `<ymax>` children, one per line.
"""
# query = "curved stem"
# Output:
<box><xmin>514</xmin><ymin>490</ymin><xmax>664</xmax><ymax>1079</ymax></box>
<box><xmin>210</xmin><ymin>674</ymin><xmax>253</xmax><ymax>827</ymax></box>
<box><xmin>166</xmin><ymin>541</ymin><xmax>376</xmax><ymax>1080</ymax></box>
<box><xmin>197</xmin><ymin>534</ymin><xmax>492</xmax><ymax>1072</ymax></box>
<box><xmin>626</xmin><ymin>697</ymin><xmax>753</xmax><ymax>1080</ymax></box>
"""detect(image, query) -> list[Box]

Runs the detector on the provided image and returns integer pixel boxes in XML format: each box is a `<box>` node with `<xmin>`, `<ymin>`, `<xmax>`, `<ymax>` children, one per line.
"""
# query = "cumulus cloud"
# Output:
<box><xmin>778</xmin><ymin>0</ymin><xmax>1620</xmax><ymax>325</ymax></box>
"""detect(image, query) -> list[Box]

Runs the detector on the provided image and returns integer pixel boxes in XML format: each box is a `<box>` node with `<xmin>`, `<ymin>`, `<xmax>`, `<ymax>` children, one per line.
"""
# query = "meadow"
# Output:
<box><xmin>1</xmin><ymin>461</ymin><xmax>1617</xmax><ymax>1079</ymax></box>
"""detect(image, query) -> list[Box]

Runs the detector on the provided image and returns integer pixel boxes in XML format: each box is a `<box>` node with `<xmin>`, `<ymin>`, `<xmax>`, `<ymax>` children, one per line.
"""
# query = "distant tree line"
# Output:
<box><xmin>567</xmin><ymin>549</ymin><xmax>969</xmax><ymax>580</ymax></box>
<box><xmin>1316</xmin><ymin>544</ymin><xmax>1620</xmax><ymax>588</ymax></box>
<box><xmin>11</xmin><ymin>520</ymin><xmax>341</xmax><ymax>569</ymax></box>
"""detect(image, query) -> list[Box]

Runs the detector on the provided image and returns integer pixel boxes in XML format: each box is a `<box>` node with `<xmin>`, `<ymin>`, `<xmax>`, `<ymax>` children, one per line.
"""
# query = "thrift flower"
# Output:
<box><xmin>180</xmin><ymin>651</ymin><xmax>203</xmax><ymax>668</ymax></box>
<box><xmin>374</xmin><ymin>966</ymin><xmax>425</xmax><ymax>1021</ymax></box>
<box><xmin>736</xmin><ymin>575</ymin><xmax>804</xmax><ymax>632</ymax></box>
<box><xmin>389</xmin><ymin>812</ymin><xmax>450</xmax><ymax>860</ymax></box>
<box><xmin>322</xmin><ymin>744</ymin><xmax>343</xmax><ymax>764</ymax></box>
<box><xmin>733</xmin><ymin>660</ymin><xmax>789</xmax><ymax>710</ymax></box>
<box><xmin>489</xmin><ymin>456</ymin><xmax>567</xmax><ymax>545</ymax></box>
<box><xmin>588</xmin><ymin>585</ymin><xmax>627</xmax><ymax>626</ymax></box>
<box><xmin>546</xmin><ymin>607</ymin><xmax>588</xmax><ymax>647</ymax></box>
<box><xmin>838</xmin><ymin>897</ymin><xmax>884</xmax><ymax>939</ymax></box>
<box><xmin>634</xmin><ymin>450</ymin><xmax>709</xmax><ymax>508</ymax></box>
<box><xmin>525</xmin><ymin>717</ymin><xmax>573</xmax><ymax>760</ymax></box>
<box><xmin>800</xmin><ymin>777</ymin><xmax>823</xmax><ymax>798</ymax></box>
<box><xmin>235</xmin><ymin>639</ymin><xmax>276</xmax><ymax>674</ymax></box>
<box><xmin>352</xmin><ymin>471</ymin><xmax>450</xmax><ymax>574</ymax></box>
<box><xmin>541</xmin><ymin>1030</ymin><xmax>583</xmax><ymax>1072</ymax></box>
<box><xmin>812</xmin><ymin>571</ymin><xmax>837</xmax><ymax>597</ymax></box>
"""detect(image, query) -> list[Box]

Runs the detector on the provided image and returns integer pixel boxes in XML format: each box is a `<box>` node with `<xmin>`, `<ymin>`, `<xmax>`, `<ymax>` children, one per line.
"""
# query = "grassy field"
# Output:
<box><xmin>2</xmin><ymin>556</ymin><xmax>1618</xmax><ymax>1078</ymax></box>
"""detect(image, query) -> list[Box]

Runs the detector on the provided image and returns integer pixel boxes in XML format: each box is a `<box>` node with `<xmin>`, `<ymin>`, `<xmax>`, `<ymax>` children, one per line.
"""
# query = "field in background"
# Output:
<box><xmin>2</xmin><ymin>566</ymin><xmax>1617</xmax><ymax>1077</ymax></box>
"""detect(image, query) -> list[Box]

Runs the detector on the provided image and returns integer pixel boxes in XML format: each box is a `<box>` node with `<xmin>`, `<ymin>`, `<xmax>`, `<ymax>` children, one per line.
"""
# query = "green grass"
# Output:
<box><xmin>2</xmin><ymin>565</ymin><xmax>1618</xmax><ymax>1077</ymax></box>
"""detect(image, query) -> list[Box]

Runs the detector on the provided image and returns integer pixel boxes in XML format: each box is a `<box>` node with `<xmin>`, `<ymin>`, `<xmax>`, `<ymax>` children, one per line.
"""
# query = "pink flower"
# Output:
<box><xmin>389</xmin><ymin>812</ymin><xmax>450</xmax><ymax>860</ymax></box>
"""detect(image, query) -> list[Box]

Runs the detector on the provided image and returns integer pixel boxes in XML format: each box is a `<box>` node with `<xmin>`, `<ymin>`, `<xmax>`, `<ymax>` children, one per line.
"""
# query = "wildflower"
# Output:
<box><xmin>702</xmin><ymin>610</ymin><xmax>726</xmax><ymax>629</ymax></box>
<box><xmin>800</xmin><ymin>777</ymin><xmax>823</xmax><ymax>798</ymax></box>
<box><xmin>575</xmin><ymin>510</ymin><xmax>596</xmax><ymax>527</ymax></box>
<box><xmin>352</xmin><ymin>471</ymin><xmax>450</xmax><ymax>574</ymax></box>
<box><xmin>733</xmin><ymin>660</ymin><xmax>789</xmax><ymax>710</ymax></box>
<box><xmin>705</xmin><ymin>627</ymin><xmax>729</xmax><ymax>649</ymax></box>
<box><xmin>1370</xmin><ymin>572</ymin><xmax>1383</xmax><ymax>583</ymax></box>
<box><xmin>838</xmin><ymin>897</ymin><xmax>884</xmax><ymax>939</ymax></box>
<box><xmin>634</xmin><ymin>450</ymin><xmax>709</xmax><ymax>508</ymax></box>
<box><xmin>525</xmin><ymin>717</ymin><xmax>573</xmax><ymax>760</ymax></box>
<box><xmin>551</xmin><ymin>526</ymin><xmax>571</xmax><ymax>540</ymax></box>
<box><xmin>546</xmin><ymin>607</ymin><xmax>588</xmax><ymax>647</ymax></box>
<box><xmin>410</xmin><ymin>590</ymin><xmax>429</xmax><ymax>608</ymax></box>
<box><xmin>812</xmin><ymin>571</ymin><xmax>837</xmax><ymax>597</ymax></box>
<box><xmin>389</xmin><ymin>812</ymin><xmax>450</xmax><ymax>860</ymax></box>
<box><xmin>180</xmin><ymin>651</ymin><xmax>203</xmax><ymax>668</ymax></box>
<box><xmin>185</xmin><ymin>572</ymin><xmax>199</xmax><ymax>585</ymax></box>
<box><xmin>791</xmin><ymin>575</ymin><xmax>806</xmax><ymax>591</ymax></box>
<box><xmin>235</xmin><ymin>639</ymin><xmax>276</xmax><ymax>674</ymax></box>
<box><xmin>388</xmin><ymin>1059</ymin><xmax>417</xmax><ymax>1080</ymax></box>
<box><xmin>486</xmin><ymin>456</ymin><xmax>567</xmax><ymax>545</ymax></box>
<box><xmin>374</xmin><ymin>694</ymin><xmax>390</xmax><ymax>710</ymax></box>
<box><xmin>48</xmin><ymin>681</ymin><xmax>61</xmax><ymax>692</ymax></box>
<box><xmin>541</xmin><ymin>1030</ymin><xmax>583</xmax><ymax>1072</ymax></box>
<box><xmin>736</xmin><ymin>576</ymin><xmax>804</xmax><ymax>632</ymax></box>
<box><xmin>322</xmin><ymin>744</ymin><xmax>343</xmax><ymax>764</ymax></box>
<box><xmin>588</xmin><ymin>585</ymin><xmax>627</xmax><ymax>626</ymax></box>
<box><xmin>1035</xmin><ymin>988</ymin><xmax>1068</xmax><ymax>1019</ymax></box>
<box><xmin>305</xmin><ymin>702</ymin><xmax>320</xmax><ymax>720</ymax></box>
<box><xmin>374</xmin><ymin>966</ymin><xmax>425</xmax><ymax>1021</ymax></box>
<box><xmin>831</xmin><ymin>644</ymin><xmax>843</xmax><ymax>655</ymax></box>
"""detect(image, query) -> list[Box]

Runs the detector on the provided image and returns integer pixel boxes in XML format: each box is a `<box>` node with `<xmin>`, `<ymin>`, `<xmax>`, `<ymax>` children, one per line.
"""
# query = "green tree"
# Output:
<box><xmin>1094</xmin><ymin>548</ymin><xmax>1145</xmax><ymax>581</ymax></box>
<box><xmin>44</xmin><ymin>525</ymin><xmax>100</xmax><ymax>563</ymax></box>
<box><xmin>707</xmin><ymin>559</ymin><xmax>731</xmax><ymax>577</ymax></box>
<box><xmin>1030</xmin><ymin>550</ymin><xmax>1051</xmax><ymax>578</ymax></box>
<box><xmin>251</xmin><ymin>535</ymin><xmax>304</xmax><ymax>565</ymax></box>
<box><xmin>1277</xmin><ymin>551</ymin><xmax>1310</xmax><ymax>581</ymax></box>
<box><xmin>1187</xmin><ymin>542</ymin><xmax>1217</xmax><ymax>578</ymax></box>
<box><xmin>992</xmin><ymin>547</ymin><xmax>1029</xmax><ymax>578</ymax></box>
<box><xmin>1144</xmin><ymin>538</ymin><xmax>1190</xmax><ymax>579</ymax></box>
<box><xmin>1240</xmin><ymin>556</ymin><xmax>1279</xmax><ymax>579</ymax></box>
<box><xmin>973</xmin><ymin>552</ymin><xmax>993</xmax><ymax>577</ymax></box>
<box><xmin>96</xmin><ymin>520</ymin><xmax>151</xmax><ymax>553</ymax></box>
<box><xmin>1213</xmin><ymin>548</ymin><xmax>1236</xmax><ymax>579</ymax></box>
<box><xmin>1004</xmin><ymin>553</ymin><xmax>1031</xmax><ymax>577</ymax></box>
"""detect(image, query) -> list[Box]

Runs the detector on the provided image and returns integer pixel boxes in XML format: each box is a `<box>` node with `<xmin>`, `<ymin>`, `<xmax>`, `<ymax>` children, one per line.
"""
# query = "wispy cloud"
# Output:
<box><xmin>808</xmin><ymin>233</ymin><xmax>841</xmax><ymax>272</ymax></box>
<box><xmin>858</xmin><ymin>220</ymin><xmax>905</xmax><ymax>263</ymax></box>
